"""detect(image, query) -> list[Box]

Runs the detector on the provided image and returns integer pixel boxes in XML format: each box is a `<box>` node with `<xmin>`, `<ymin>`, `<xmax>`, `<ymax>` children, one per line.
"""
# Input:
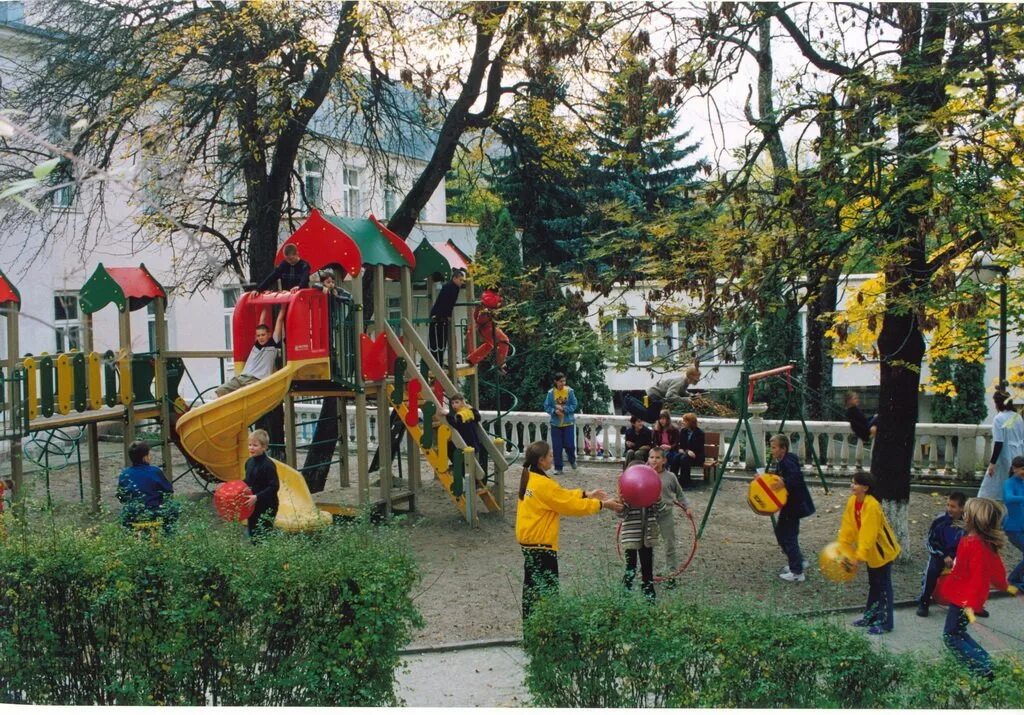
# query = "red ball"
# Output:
<box><xmin>618</xmin><ymin>464</ymin><xmax>662</xmax><ymax>508</ymax></box>
<box><xmin>214</xmin><ymin>480</ymin><xmax>255</xmax><ymax>522</ymax></box>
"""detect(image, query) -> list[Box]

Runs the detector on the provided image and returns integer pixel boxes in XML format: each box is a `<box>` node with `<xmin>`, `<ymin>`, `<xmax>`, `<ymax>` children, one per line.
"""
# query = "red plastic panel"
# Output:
<box><xmin>359</xmin><ymin>332</ymin><xmax>388</xmax><ymax>381</ymax></box>
<box><xmin>231</xmin><ymin>289</ymin><xmax>329</xmax><ymax>364</ymax></box>
<box><xmin>276</xmin><ymin>209</ymin><xmax>363</xmax><ymax>278</ymax></box>
<box><xmin>405</xmin><ymin>379</ymin><xmax>421</xmax><ymax>427</ymax></box>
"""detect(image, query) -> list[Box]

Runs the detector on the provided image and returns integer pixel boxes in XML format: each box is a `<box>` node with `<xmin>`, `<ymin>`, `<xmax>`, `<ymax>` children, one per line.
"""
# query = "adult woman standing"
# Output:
<box><xmin>516</xmin><ymin>441</ymin><xmax>623</xmax><ymax>619</ymax></box>
<box><xmin>980</xmin><ymin>389</ymin><xmax>1024</xmax><ymax>501</ymax></box>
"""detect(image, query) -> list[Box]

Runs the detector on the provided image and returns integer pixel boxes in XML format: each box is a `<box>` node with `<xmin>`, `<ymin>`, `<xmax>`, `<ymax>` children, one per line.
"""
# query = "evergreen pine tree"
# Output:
<box><xmin>583</xmin><ymin>46</ymin><xmax>705</xmax><ymax>280</ymax></box>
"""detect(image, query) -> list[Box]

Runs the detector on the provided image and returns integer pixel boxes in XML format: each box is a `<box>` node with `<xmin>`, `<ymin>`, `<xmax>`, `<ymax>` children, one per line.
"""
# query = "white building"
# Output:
<box><xmin>585</xmin><ymin>275</ymin><xmax>1020</xmax><ymax>422</ymax></box>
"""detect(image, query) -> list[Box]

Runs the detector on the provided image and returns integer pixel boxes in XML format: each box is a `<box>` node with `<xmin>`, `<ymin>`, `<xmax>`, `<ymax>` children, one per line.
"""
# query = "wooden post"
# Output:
<box><xmin>5</xmin><ymin>304</ymin><xmax>23</xmax><ymax>499</ymax></box>
<box><xmin>337</xmin><ymin>396</ymin><xmax>349</xmax><ymax>488</ymax></box>
<box><xmin>464</xmin><ymin>446</ymin><xmax>476</xmax><ymax>526</ymax></box>
<box><xmin>82</xmin><ymin>313</ymin><xmax>102</xmax><ymax>513</ymax></box>
<box><xmin>284</xmin><ymin>392</ymin><xmax>297</xmax><ymax>467</ymax></box>
<box><xmin>400</xmin><ymin>266</ymin><xmax>420</xmax><ymax>495</ymax></box>
<box><xmin>118</xmin><ymin>309</ymin><xmax>135</xmax><ymax>465</ymax></box>
<box><xmin>465</xmin><ymin>277</ymin><xmax>480</xmax><ymax>409</ymax></box>
<box><xmin>152</xmin><ymin>297</ymin><xmax>173</xmax><ymax>480</ymax></box>
<box><xmin>351</xmin><ymin>275</ymin><xmax>369</xmax><ymax>505</ymax></box>
<box><xmin>374</xmin><ymin>264</ymin><xmax>392</xmax><ymax>515</ymax></box>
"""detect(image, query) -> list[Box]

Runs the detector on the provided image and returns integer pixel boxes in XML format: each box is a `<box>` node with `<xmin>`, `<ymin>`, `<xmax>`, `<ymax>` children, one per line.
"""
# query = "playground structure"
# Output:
<box><xmin>0</xmin><ymin>209</ymin><xmax>512</xmax><ymax>527</ymax></box>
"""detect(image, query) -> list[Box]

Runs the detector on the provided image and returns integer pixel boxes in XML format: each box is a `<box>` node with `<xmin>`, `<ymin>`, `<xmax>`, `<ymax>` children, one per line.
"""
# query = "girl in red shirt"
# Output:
<box><xmin>935</xmin><ymin>498</ymin><xmax>1020</xmax><ymax>679</ymax></box>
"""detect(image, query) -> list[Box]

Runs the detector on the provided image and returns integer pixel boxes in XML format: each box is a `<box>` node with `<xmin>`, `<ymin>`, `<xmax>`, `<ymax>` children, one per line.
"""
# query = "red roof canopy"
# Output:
<box><xmin>276</xmin><ymin>210</ymin><xmax>363</xmax><ymax>278</ymax></box>
<box><xmin>0</xmin><ymin>269</ymin><xmax>20</xmax><ymax>305</ymax></box>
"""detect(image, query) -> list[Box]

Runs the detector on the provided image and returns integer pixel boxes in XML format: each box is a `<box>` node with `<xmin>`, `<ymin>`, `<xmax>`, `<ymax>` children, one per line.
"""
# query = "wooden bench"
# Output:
<box><xmin>703</xmin><ymin>432</ymin><xmax>721</xmax><ymax>482</ymax></box>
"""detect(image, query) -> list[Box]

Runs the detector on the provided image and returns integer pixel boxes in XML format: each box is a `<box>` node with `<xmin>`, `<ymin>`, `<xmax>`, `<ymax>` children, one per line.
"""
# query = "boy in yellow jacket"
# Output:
<box><xmin>838</xmin><ymin>471</ymin><xmax>901</xmax><ymax>635</ymax></box>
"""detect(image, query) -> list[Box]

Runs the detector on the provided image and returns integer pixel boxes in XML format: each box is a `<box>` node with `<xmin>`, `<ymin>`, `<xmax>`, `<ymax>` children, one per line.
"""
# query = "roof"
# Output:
<box><xmin>411</xmin><ymin>239</ymin><xmax>451</xmax><ymax>282</ymax></box>
<box><xmin>307</xmin><ymin>78</ymin><xmax>439</xmax><ymax>164</ymax></box>
<box><xmin>79</xmin><ymin>263</ymin><xmax>166</xmax><ymax>314</ymax></box>
<box><xmin>278</xmin><ymin>210</ymin><xmax>416</xmax><ymax>279</ymax></box>
<box><xmin>0</xmin><ymin>268</ymin><xmax>20</xmax><ymax>305</ymax></box>
<box><xmin>279</xmin><ymin>210</ymin><xmax>364</xmax><ymax>278</ymax></box>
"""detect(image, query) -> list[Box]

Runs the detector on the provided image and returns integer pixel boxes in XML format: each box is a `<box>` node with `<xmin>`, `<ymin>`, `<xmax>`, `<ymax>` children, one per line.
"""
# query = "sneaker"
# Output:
<box><xmin>976</xmin><ymin>608</ymin><xmax>989</xmax><ymax>618</ymax></box>
<box><xmin>852</xmin><ymin>618</ymin><xmax>871</xmax><ymax>627</ymax></box>
<box><xmin>570</xmin><ymin>463</ymin><xmax>579</xmax><ymax>473</ymax></box>
<box><xmin>553</xmin><ymin>470</ymin><xmax>563</xmax><ymax>476</ymax></box>
<box><xmin>779</xmin><ymin>571</ymin><xmax>805</xmax><ymax>582</ymax></box>
<box><xmin>780</xmin><ymin>559</ymin><xmax>810</xmax><ymax>575</ymax></box>
<box><xmin>867</xmin><ymin>625</ymin><xmax>892</xmax><ymax>635</ymax></box>
<box><xmin>916</xmin><ymin>603</ymin><xmax>929</xmax><ymax>618</ymax></box>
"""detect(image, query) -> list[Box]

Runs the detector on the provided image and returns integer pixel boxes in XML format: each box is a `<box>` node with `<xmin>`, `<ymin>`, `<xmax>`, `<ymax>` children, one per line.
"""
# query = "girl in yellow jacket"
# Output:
<box><xmin>838</xmin><ymin>471</ymin><xmax>902</xmax><ymax>635</ymax></box>
<box><xmin>516</xmin><ymin>441</ymin><xmax>623</xmax><ymax>619</ymax></box>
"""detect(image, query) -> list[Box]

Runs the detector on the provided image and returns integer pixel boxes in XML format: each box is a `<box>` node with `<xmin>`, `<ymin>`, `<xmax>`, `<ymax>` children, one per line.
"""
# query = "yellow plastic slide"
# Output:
<box><xmin>175</xmin><ymin>359</ymin><xmax>332</xmax><ymax>531</ymax></box>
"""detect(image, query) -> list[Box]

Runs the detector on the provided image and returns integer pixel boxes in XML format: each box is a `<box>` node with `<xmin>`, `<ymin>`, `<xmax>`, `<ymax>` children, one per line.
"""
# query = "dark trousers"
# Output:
<box><xmin>623</xmin><ymin>446</ymin><xmax>651</xmax><ymax>469</ymax></box>
<box><xmin>550</xmin><ymin>425</ymin><xmax>576</xmax><ymax>471</ymax></box>
<box><xmin>671</xmin><ymin>452</ymin><xmax>695</xmax><ymax>486</ymax></box>
<box><xmin>944</xmin><ymin>605</ymin><xmax>992</xmax><ymax>677</ymax></box>
<box><xmin>248</xmin><ymin>504</ymin><xmax>278</xmax><ymax>542</ymax></box>
<box><xmin>522</xmin><ymin>548</ymin><xmax>559</xmax><ymax>620</ymax></box>
<box><xmin>865</xmin><ymin>562</ymin><xmax>894</xmax><ymax>630</ymax></box>
<box><xmin>623</xmin><ymin>394</ymin><xmax>663</xmax><ymax>424</ymax></box>
<box><xmin>918</xmin><ymin>554</ymin><xmax>947</xmax><ymax>605</ymax></box>
<box><xmin>624</xmin><ymin>546</ymin><xmax>656</xmax><ymax>600</ymax></box>
<box><xmin>1007</xmin><ymin>530</ymin><xmax>1024</xmax><ymax>587</ymax></box>
<box><xmin>774</xmin><ymin>511</ymin><xmax>804</xmax><ymax>575</ymax></box>
<box><xmin>428</xmin><ymin>319</ymin><xmax>450</xmax><ymax>366</ymax></box>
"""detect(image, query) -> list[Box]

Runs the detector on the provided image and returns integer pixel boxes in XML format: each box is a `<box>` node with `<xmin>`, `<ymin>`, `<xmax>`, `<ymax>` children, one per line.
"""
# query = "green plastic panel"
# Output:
<box><xmin>39</xmin><ymin>355</ymin><xmax>54</xmax><ymax>417</ymax></box>
<box><xmin>411</xmin><ymin>239</ymin><xmax>451</xmax><ymax>283</ymax></box>
<box><xmin>72</xmin><ymin>352</ymin><xmax>87</xmax><ymax>412</ymax></box>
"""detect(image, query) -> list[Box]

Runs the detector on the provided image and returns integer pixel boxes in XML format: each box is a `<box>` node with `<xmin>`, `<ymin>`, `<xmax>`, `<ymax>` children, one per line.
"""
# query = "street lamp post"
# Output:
<box><xmin>971</xmin><ymin>251</ymin><xmax>1009</xmax><ymax>388</ymax></box>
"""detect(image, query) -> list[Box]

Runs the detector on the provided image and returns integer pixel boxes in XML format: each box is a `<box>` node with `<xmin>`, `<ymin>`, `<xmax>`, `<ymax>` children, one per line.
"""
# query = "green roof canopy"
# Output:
<box><xmin>411</xmin><ymin>239</ymin><xmax>451</xmax><ymax>282</ymax></box>
<box><xmin>79</xmin><ymin>263</ymin><xmax>166</xmax><ymax>314</ymax></box>
<box><xmin>322</xmin><ymin>214</ymin><xmax>412</xmax><ymax>269</ymax></box>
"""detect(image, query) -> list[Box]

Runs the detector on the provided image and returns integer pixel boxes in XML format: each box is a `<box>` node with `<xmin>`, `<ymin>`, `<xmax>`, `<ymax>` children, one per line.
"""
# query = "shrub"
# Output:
<box><xmin>523</xmin><ymin>588</ymin><xmax>1024</xmax><ymax>708</ymax></box>
<box><xmin>0</xmin><ymin>509</ymin><xmax>422</xmax><ymax>705</ymax></box>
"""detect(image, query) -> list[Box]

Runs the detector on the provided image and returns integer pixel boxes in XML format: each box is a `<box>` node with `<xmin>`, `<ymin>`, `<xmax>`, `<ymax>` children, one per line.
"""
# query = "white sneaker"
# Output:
<box><xmin>780</xmin><ymin>559</ymin><xmax>810</xmax><ymax>575</ymax></box>
<box><xmin>570</xmin><ymin>463</ymin><xmax>579</xmax><ymax>473</ymax></box>
<box><xmin>779</xmin><ymin>571</ymin><xmax>806</xmax><ymax>582</ymax></box>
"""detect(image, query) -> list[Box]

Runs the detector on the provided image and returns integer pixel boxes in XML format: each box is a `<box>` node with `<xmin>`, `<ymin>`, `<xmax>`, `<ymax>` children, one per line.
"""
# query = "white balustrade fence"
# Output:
<box><xmin>292</xmin><ymin>402</ymin><xmax>994</xmax><ymax>484</ymax></box>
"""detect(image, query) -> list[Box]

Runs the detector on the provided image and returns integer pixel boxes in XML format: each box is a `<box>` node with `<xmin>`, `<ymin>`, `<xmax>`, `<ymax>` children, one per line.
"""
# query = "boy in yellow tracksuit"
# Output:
<box><xmin>838</xmin><ymin>471</ymin><xmax>901</xmax><ymax>635</ymax></box>
<box><xmin>516</xmin><ymin>441</ymin><xmax>622</xmax><ymax>619</ymax></box>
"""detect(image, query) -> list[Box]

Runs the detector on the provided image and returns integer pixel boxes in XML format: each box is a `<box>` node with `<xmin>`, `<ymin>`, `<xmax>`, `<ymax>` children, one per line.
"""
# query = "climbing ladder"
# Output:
<box><xmin>380</xmin><ymin>319</ymin><xmax>507</xmax><ymax>524</ymax></box>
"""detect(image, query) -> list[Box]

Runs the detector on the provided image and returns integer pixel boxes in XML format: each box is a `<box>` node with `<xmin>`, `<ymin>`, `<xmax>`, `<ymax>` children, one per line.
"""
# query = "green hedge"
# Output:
<box><xmin>523</xmin><ymin>589</ymin><xmax>1024</xmax><ymax>708</ymax></box>
<box><xmin>0</xmin><ymin>511</ymin><xmax>422</xmax><ymax>705</ymax></box>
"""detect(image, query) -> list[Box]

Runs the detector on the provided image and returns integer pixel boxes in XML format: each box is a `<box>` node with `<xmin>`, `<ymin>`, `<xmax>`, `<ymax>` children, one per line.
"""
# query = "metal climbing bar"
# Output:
<box><xmin>747</xmin><ymin>364</ymin><xmax>794</xmax><ymax>404</ymax></box>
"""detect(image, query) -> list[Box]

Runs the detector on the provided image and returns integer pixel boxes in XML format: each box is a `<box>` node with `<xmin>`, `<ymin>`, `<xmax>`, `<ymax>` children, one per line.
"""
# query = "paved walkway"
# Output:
<box><xmin>395</xmin><ymin>595</ymin><xmax>1024</xmax><ymax>707</ymax></box>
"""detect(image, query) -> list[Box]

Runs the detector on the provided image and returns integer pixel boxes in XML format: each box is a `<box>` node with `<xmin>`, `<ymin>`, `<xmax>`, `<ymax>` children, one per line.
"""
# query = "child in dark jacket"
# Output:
<box><xmin>770</xmin><ymin>434</ymin><xmax>816</xmax><ymax>582</ymax></box>
<box><xmin>243</xmin><ymin>429</ymin><xmax>280</xmax><ymax>541</ymax></box>
<box><xmin>117</xmin><ymin>441</ymin><xmax>178</xmax><ymax>533</ymax></box>
<box><xmin>446</xmin><ymin>393</ymin><xmax>487</xmax><ymax>479</ymax></box>
<box><xmin>916</xmin><ymin>491</ymin><xmax>966</xmax><ymax>617</ymax></box>
<box><xmin>622</xmin><ymin>415</ymin><xmax>653</xmax><ymax>467</ymax></box>
<box><xmin>935</xmin><ymin>497</ymin><xmax>1020</xmax><ymax>679</ymax></box>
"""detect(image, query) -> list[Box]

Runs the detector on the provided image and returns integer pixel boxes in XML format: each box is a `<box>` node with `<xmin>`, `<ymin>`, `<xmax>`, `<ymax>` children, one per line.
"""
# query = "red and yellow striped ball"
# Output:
<box><xmin>747</xmin><ymin>472</ymin><xmax>788</xmax><ymax>515</ymax></box>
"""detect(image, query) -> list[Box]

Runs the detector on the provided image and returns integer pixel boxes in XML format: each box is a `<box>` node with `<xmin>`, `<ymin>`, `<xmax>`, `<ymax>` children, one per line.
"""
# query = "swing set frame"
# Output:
<box><xmin>697</xmin><ymin>362</ymin><xmax>830</xmax><ymax>538</ymax></box>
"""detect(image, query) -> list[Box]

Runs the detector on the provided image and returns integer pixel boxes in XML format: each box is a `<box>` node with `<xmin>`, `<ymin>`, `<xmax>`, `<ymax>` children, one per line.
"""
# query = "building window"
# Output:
<box><xmin>48</xmin><ymin>118</ymin><xmax>76</xmax><ymax>210</ymax></box>
<box><xmin>147</xmin><ymin>301</ymin><xmax>157</xmax><ymax>351</ymax></box>
<box><xmin>223</xmin><ymin>286</ymin><xmax>241</xmax><ymax>348</ymax></box>
<box><xmin>341</xmin><ymin>166</ymin><xmax>361</xmax><ymax>216</ymax></box>
<box><xmin>384</xmin><ymin>186</ymin><xmax>399</xmax><ymax>219</ymax></box>
<box><xmin>54</xmin><ymin>293</ymin><xmax>81</xmax><ymax>352</ymax></box>
<box><xmin>300</xmin><ymin>157</ymin><xmax>323</xmax><ymax>209</ymax></box>
<box><xmin>388</xmin><ymin>296</ymin><xmax>402</xmax><ymax>324</ymax></box>
<box><xmin>218</xmin><ymin>144</ymin><xmax>242</xmax><ymax>217</ymax></box>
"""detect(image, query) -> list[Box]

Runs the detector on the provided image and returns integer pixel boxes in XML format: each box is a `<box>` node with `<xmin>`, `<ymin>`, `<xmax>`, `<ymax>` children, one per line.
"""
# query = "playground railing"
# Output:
<box><xmin>290</xmin><ymin>404</ymin><xmax>997</xmax><ymax>485</ymax></box>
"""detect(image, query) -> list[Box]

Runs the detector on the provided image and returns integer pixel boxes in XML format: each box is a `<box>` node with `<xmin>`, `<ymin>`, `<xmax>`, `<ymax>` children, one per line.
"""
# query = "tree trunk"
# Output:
<box><xmin>804</xmin><ymin>268</ymin><xmax>837</xmax><ymax>462</ymax></box>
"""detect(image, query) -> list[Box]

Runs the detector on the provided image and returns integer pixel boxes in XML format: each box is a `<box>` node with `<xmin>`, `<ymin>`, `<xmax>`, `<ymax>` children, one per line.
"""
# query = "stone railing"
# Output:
<box><xmin>293</xmin><ymin>402</ymin><xmax>994</xmax><ymax>484</ymax></box>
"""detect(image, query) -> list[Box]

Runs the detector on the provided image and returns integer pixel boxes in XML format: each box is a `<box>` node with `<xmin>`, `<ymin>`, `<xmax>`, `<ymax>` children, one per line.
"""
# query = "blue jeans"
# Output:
<box><xmin>918</xmin><ymin>553</ymin><xmax>947</xmax><ymax>605</ymax></box>
<box><xmin>944</xmin><ymin>605</ymin><xmax>992</xmax><ymax>677</ymax></box>
<box><xmin>865</xmin><ymin>562</ymin><xmax>894</xmax><ymax>630</ymax></box>
<box><xmin>774</xmin><ymin>511</ymin><xmax>804</xmax><ymax>575</ymax></box>
<box><xmin>550</xmin><ymin>425</ymin><xmax>576</xmax><ymax>471</ymax></box>
<box><xmin>1007</xmin><ymin>530</ymin><xmax>1024</xmax><ymax>587</ymax></box>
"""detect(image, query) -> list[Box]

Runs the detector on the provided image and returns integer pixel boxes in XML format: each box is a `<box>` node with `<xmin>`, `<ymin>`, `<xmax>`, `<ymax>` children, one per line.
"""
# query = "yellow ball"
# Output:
<box><xmin>819</xmin><ymin>541</ymin><xmax>859</xmax><ymax>583</ymax></box>
<box><xmin>747</xmin><ymin>472</ymin><xmax>788</xmax><ymax>515</ymax></box>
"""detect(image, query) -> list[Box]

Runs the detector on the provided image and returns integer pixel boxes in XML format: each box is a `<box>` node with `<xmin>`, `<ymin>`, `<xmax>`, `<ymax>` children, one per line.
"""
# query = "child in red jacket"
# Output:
<box><xmin>935</xmin><ymin>497</ymin><xmax>1020</xmax><ymax>678</ymax></box>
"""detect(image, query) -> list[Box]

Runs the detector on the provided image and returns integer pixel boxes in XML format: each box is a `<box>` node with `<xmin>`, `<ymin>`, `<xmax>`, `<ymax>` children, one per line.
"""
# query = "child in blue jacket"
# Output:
<box><xmin>916</xmin><ymin>491</ymin><xmax>966</xmax><ymax>617</ymax></box>
<box><xmin>117</xmin><ymin>441</ymin><xmax>178</xmax><ymax>533</ymax></box>
<box><xmin>543</xmin><ymin>372</ymin><xmax>578</xmax><ymax>475</ymax></box>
